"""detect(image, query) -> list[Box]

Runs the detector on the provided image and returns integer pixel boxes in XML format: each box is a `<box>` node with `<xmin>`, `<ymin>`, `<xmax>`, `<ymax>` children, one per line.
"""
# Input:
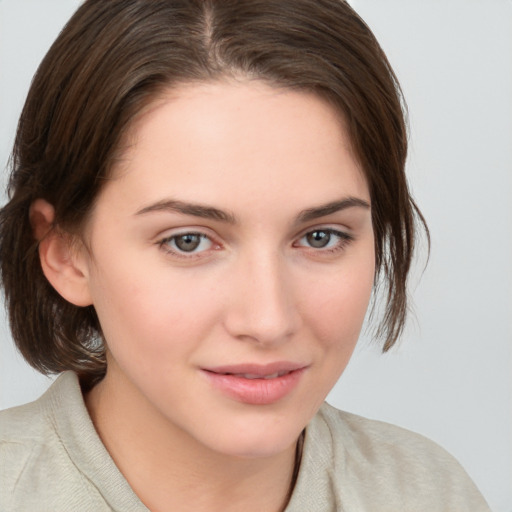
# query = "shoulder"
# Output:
<box><xmin>0</xmin><ymin>382</ymin><xmax>61</xmax><ymax>480</ymax></box>
<box><xmin>1</xmin><ymin>392</ymin><xmax>50</xmax><ymax>443</ymax></box>
<box><xmin>0</xmin><ymin>373</ymin><xmax>114</xmax><ymax>511</ymax></box>
<box><xmin>0</xmin><ymin>373</ymin><xmax>78</xmax><ymax>449</ymax></box>
<box><xmin>289</xmin><ymin>403</ymin><xmax>491</xmax><ymax>511</ymax></box>
<box><xmin>317</xmin><ymin>402</ymin><xmax>458</xmax><ymax>464</ymax></box>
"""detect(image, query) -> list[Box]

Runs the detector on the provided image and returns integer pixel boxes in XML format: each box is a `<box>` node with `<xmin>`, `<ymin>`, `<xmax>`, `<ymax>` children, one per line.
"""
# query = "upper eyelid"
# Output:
<box><xmin>161</xmin><ymin>230</ymin><xmax>209</xmax><ymax>238</ymax></box>
<box><xmin>161</xmin><ymin>232</ymin><xmax>209</xmax><ymax>242</ymax></box>
<box><xmin>295</xmin><ymin>225</ymin><xmax>352</xmax><ymax>239</ymax></box>
<box><xmin>156</xmin><ymin>226</ymin><xmax>218</xmax><ymax>241</ymax></box>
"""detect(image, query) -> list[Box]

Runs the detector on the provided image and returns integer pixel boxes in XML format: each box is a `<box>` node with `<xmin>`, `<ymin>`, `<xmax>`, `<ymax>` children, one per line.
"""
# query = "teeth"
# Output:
<box><xmin>229</xmin><ymin>372</ymin><xmax>287</xmax><ymax>379</ymax></box>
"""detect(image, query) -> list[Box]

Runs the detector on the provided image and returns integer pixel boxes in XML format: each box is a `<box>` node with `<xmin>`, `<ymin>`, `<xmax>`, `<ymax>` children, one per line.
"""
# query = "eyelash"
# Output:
<box><xmin>294</xmin><ymin>228</ymin><xmax>354</xmax><ymax>255</ymax></box>
<box><xmin>158</xmin><ymin>232</ymin><xmax>216</xmax><ymax>259</ymax></box>
<box><xmin>157</xmin><ymin>227</ymin><xmax>354</xmax><ymax>259</ymax></box>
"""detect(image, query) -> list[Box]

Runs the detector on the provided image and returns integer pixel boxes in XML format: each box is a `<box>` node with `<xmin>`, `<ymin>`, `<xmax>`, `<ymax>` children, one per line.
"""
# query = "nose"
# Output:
<box><xmin>223</xmin><ymin>250</ymin><xmax>300</xmax><ymax>346</ymax></box>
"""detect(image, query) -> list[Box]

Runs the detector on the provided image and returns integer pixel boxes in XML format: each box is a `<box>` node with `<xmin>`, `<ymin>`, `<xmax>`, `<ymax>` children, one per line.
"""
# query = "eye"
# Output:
<box><xmin>160</xmin><ymin>232</ymin><xmax>213</xmax><ymax>254</ymax></box>
<box><xmin>305</xmin><ymin>230</ymin><xmax>333</xmax><ymax>248</ymax></box>
<box><xmin>295</xmin><ymin>228</ymin><xmax>353</xmax><ymax>252</ymax></box>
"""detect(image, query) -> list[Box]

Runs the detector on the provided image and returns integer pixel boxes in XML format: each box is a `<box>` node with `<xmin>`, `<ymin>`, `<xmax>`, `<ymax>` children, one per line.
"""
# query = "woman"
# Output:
<box><xmin>0</xmin><ymin>1</ymin><xmax>491</xmax><ymax>510</ymax></box>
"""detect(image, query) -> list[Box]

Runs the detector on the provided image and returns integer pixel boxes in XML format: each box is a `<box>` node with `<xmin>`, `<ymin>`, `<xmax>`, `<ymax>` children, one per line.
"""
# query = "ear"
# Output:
<box><xmin>30</xmin><ymin>199</ymin><xmax>93</xmax><ymax>307</ymax></box>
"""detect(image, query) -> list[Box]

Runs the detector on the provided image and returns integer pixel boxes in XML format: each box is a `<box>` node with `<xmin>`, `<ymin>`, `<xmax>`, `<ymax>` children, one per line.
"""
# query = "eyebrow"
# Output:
<box><xmin>135</xmin><ymin>199</ymin><xmax>236</xmax><ymax>223</ymax></box>
<box><xmin>135</xmin><ymin>196</ymin><xmax>370</xmax><ymax>224</ymax></box>
<box><xmin>297</xmin><ymin>197</ymin><xmax>370</xmax><ymax>223</ymax></box>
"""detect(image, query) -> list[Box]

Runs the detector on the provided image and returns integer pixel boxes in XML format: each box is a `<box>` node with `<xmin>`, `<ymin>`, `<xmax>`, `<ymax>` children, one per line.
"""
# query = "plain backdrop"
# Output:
<box><xmin>1</xmin><ymin>1</ymin><xmax>511</xmax><ymax>511</ymax></box>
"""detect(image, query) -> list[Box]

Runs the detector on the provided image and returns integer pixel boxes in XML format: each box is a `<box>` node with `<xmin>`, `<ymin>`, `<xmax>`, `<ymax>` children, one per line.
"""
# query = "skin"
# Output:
<box><xmin>35</xmin><ymin>81</ymin><xmax>375</xmax><ymax>512</ymax></box>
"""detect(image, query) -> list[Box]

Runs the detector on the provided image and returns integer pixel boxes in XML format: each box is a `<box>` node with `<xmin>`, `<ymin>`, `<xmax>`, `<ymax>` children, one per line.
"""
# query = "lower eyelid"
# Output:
<box><xmin>293</xmin><ymin>231</ymin><xmax>355</xmax><ymax>258</ymax></box>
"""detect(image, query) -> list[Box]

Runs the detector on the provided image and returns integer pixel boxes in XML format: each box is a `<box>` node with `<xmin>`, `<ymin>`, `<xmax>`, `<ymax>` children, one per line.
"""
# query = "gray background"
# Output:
<box><xmin>1</xmin><ymin>1</ymin><xmax>511</xmax><ymax>510</ymax></box>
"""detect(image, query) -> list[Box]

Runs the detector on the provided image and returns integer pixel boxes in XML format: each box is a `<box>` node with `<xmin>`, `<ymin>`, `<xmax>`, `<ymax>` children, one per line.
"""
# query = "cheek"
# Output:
<box><xmin>302</xmin><ymin>259</ymin><xmax>375</xmax><ymax>349</ymax></box>
<box><xmin>88</xmin><ymin>260</ymin><xmax>221</xmax><ymax>355</ymax></box>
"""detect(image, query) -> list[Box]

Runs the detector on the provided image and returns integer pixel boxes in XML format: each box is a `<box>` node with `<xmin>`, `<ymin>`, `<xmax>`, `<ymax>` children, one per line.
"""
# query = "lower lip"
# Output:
<box><xmin>202</xmin><ymin>368</ymin><xmax>305</xmax><ymax>405</ymax></box>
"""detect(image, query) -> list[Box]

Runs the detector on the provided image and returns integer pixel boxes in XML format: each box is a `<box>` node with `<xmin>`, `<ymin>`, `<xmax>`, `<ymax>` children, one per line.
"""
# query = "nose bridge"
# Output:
<box><xmin>224</xmin><ymin>245</ymin><xmax>299</xmax><ymax>345</ymax></box>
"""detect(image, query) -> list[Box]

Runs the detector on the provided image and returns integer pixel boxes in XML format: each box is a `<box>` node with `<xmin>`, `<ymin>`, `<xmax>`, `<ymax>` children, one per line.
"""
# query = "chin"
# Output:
<box><xmin>214</xmin><ymin>436</ymin><xmax>297</xmax><ymax>460</ymax></box>
<box><xmin>199</xmin><ymin>413</ymin><xmax>306</xmax><ymax>460</ymax></box>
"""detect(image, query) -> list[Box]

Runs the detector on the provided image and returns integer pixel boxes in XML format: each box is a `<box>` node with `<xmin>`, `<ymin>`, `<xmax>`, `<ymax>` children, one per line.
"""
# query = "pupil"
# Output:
<box><xmin>307</xmin><ymin>231</ymin><xmax>330</xmax><ymax>248</ymax></box>
<box><xmin>175</xmin><ymin>234</ymin><xmax>201</xmax><ymax>252</ymax></box>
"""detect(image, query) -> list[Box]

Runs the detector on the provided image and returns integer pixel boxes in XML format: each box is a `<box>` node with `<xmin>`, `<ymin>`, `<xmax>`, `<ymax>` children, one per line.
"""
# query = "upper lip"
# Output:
<box><xmin>202</xmin><ymin>361</ymin><xmax>307</xmax><ymax>377</ymax></box>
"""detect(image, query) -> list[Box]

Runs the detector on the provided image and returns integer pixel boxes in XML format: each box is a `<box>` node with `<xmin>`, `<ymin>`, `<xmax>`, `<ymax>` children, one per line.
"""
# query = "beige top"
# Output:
<box><xmin>0</xmin><ymin>372</ymin><xmax>490</xmax><ymax>512</ymax></box>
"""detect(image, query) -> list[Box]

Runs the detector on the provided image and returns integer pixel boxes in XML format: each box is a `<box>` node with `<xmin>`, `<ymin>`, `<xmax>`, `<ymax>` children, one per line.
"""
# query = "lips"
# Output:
<box><xmin>201</xmin><ymin>362</ymin><xmax>307</xmax><ymax>405</ymax></box>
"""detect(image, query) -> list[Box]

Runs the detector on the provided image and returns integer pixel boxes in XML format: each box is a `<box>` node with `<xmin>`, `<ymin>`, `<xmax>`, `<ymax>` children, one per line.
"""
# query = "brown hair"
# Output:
<box><xmin>0</xmin><ymin>0</ymin><xmax>427</xmax><ymax>386</ymax></box>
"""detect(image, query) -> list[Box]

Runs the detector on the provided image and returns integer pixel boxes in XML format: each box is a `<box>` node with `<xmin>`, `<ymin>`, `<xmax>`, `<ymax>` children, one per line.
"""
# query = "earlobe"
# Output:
<box><xmin>30</xmin><ymin>199</ymin><xmax>93</xmax><ymax>307</ymax></box>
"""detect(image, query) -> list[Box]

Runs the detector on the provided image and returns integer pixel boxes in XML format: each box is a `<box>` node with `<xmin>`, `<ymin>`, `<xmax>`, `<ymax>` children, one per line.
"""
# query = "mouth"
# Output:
<box><xmin>212</xmin><ymin>370</ymin><xmax>293</xmax><ymax>380</ymax></box>
<box><xmin>201</xmin><ymin>362</ymin><xmax>307</xmax><ymax>405</ymax></box>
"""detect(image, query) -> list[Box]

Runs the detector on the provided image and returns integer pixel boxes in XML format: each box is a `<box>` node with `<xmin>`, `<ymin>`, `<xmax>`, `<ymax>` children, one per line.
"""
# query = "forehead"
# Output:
<box><xmin>101</xmin><ymin>80</ymin><xmax>369</xmax><ymax>218</ymax></box>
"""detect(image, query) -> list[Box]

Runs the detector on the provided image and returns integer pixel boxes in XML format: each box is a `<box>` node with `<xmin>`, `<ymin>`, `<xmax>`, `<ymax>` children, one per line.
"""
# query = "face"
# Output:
<box><xmin>80</xmin><ymin>81</ymin><xmax>375</xmax><ymax>459</ymax></box>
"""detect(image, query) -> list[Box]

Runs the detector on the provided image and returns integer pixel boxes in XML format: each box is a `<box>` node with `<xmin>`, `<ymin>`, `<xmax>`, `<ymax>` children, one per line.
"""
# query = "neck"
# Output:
<box><xmin>85</xmin><ymin>367</ymin><xmax>298</xmax><ymax>512</ymax></box>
